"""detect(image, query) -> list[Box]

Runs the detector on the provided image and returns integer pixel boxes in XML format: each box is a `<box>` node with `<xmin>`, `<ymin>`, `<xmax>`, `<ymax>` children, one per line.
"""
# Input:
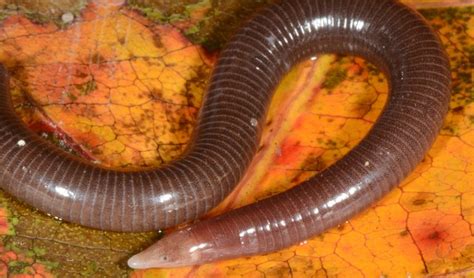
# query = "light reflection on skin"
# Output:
<box><xmin>324</xmin><ymin>184</ymin><xmax>363</xmax><ymax>209</ymax></box>
<box><xmin>312</xmin><ymin>15</ymin><xmax>335</xmax><ymax>30</ymax></box>
<box><xmin>293</xmin><ymin>213</ymin><xmax>303</xmax><ymax>222</ymax></box>
<box><xmin>229</xmin><ymin>183</ymin><xmax>369</xmax><ymax>252</ymax></box>
<box><xmin>312</xmin><ymin>207</ymin><xmax>320</xmax><ymax>215</ymax></box>
<box><xmin>189</xmin><ymin>242</ymin><xmax>209</xmax><ymax>253</ymax></box>
<box><xmin>311</xmin><ymin>16</ymin><xmax>367</xmax><ymax>31</ymax></box>
<box><xmin>54</xmin><ymin>186</ymin><xmax>75</xmax><ymax>199</ymax></box>
<box><xmin>242</xmin><ymin>183</ymin><xmax>366</xmax><ymax>241</ymax></box>
<box><xmin>157</xmin><ymin>193</ymin><xmax>173</xmax><ymax>203</ymax></box>
<box><xmin>239</xmin><ymin>227</ymin><xmax>256</xmax><ymax>238</ymax></box>
<box><xmin>151</xmin><ymin>192</ymin><xmax>186</xmax><ymax>216</ymax></box>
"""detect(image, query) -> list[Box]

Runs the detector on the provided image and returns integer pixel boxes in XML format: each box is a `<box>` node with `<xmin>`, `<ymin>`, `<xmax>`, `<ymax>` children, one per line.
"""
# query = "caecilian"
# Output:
<box><xmin>0</xmin><ymin>0</ymin><xmax>450</xmax><ymax>269</ymax></box>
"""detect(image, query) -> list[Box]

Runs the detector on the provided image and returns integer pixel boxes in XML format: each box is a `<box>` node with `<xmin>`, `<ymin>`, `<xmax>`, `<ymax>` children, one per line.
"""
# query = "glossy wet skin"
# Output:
<box><xmin>0</xmin><ymin>0</ymin><xmax>450</xmax><ymax>269</ymax></box>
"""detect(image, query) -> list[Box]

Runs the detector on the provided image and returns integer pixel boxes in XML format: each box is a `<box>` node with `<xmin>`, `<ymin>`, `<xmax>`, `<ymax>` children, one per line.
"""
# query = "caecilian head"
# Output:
<box><xmin>127</xmin><ymin>228</ymin><xmax>215</xmax><ymax>269</ymax></box>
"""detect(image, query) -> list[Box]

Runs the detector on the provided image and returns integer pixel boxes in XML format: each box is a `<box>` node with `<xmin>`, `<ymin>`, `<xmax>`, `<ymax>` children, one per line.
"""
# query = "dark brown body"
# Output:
<box><xmin>0</xmin><ymin>0</ymin><xmax>450</xmax><ymax>268</ymax></box>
